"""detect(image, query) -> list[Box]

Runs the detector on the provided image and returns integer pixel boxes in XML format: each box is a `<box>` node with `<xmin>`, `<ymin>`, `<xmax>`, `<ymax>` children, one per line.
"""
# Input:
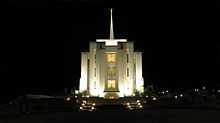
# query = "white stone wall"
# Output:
<box><xmin>79</xmin><ymin>52</ymin><xmax>88</xmax><ymax>92</ymax></box>
<box><xmin>126</xmin><ymin>42</ymin><xmax>134</xmax><ymax>96</ymax></box>
<box><xmin>118</xmin><ymin>49</ymin><xmax>126</xmax><ymax>97</ymax></box>
<box><xmin>135</xmin><ymin>52</ymin><xmax>144</xmax><ymax>93</ymax></box>
<box><xmin>89</xmin><ymin>42</ymin><xmax>98</xmax><ymax>96</ymax></box>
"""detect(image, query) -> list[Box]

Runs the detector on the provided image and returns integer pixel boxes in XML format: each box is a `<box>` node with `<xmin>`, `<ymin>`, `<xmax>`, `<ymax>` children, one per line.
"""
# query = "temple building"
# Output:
<box><xmin>79</xmin><ymin>9</ymin><xmax>144</xmax><ymax>98</ymax></box>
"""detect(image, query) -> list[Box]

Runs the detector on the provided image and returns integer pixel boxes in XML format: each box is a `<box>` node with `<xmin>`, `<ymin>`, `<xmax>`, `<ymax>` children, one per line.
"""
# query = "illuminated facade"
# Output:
<box><xmin>79</xmin><ymin>9</ymin><xmax>144</xmax><ymax>98</ymax></box>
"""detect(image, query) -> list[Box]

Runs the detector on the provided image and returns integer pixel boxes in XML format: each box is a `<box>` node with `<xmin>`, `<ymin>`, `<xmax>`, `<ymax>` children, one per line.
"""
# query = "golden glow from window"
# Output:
<box><xmin>107</xmin><ymin>53</ymin><xmax>116</xmax><ymax>62</ymax></box>
<box><xmin>107</xmin><ymin>67</ymin><xmax>116</xmax><ymax>77</ymax></box>
<box><xmin>107</xmin><ymin>80</ymin><xmax>116</xmax><ymax>88</ymax></box>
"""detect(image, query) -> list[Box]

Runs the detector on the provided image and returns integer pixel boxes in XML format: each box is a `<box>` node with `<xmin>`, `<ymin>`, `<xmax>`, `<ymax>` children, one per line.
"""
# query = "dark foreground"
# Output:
<box><xmin>1</xmin><ymin>108</ymin><xmax>220</xmax><ymax>123</ymax></box>
<box><xmin>1</xmin><ymin>94</ymin><xmax>220</xmax><ymax>123</ymax></box>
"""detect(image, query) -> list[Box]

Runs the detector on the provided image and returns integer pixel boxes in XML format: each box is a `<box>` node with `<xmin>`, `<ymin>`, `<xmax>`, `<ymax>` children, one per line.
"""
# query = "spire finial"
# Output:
<box><xmin>110</xmin><ymin>8</ymin><xmax>114</xmax><ymax>40</ymax></box>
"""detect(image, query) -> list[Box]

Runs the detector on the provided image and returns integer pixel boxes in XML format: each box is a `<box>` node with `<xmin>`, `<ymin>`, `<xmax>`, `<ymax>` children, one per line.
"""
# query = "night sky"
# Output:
<box><xmin>2</xmin><ymin>0</ymin><xmax>219</xmax><ymax>101</ymax></box>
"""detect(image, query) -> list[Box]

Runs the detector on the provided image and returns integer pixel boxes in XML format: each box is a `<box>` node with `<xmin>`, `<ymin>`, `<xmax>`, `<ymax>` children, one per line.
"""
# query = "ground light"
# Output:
<box><xmin>194</xmin><ymin>89</ymin><xmax>199</xmax><ymax>92</ymax></box>
<box><xmin>125</xmin><ymin>101</ymin><xmax>143</xmax><ymax>111</ymax></box>
<box><xmin>79</xmin><ymin>101</ymin><xmax>96</xmax><ymax>112</ymax></box>
<box><xmin>152</xmin><ymin>97</ymin><xmax>157</xmax><ymax>101</ymax></box>
<box><xmin>65</xmin><ymin>97</ymin><xmax>71</xmax><ymax>101</ymax></box>
<box><xmin>174</xmin><ymin>95</ymin><xmax>178</xmax><ymax>99</ymax></box>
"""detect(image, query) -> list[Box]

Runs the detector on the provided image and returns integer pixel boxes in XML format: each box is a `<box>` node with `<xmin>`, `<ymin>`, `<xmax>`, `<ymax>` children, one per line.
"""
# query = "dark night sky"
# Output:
<box><xmin>2</xmin><ymin>0</ymin><xmax>219</xmax><ymax>100</ymax></box>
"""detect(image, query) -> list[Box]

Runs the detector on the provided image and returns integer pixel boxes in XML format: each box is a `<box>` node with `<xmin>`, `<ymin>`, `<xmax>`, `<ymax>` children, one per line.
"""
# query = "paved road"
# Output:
<box><xmin>1</xmin><ymin>109</ymin><xmax>220</xmax><ymax>123</ymax></box>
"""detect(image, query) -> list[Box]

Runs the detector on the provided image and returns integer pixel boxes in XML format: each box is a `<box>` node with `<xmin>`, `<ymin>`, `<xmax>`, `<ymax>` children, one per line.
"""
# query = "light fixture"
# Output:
<box><xmin>66</xmin><ymin>97</ymin><xmax>71</xmax><ymax>101</ymax></box>
<box><xmin>174</xmin><ymin>95</ymin><xmax>178</xmax><ymax>99</ymax></box>
<box><xmin>194</xmin><ymin>89</ymin><xmax>199</xmax><ymax>92</ymax></box>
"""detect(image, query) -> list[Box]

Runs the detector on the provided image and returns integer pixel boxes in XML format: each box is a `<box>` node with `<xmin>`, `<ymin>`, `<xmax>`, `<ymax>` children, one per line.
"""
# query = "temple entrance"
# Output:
<box><xmin>104</xmin><ymin>92</ymin><xmax>119</xmax><ymax>99</ymax></box>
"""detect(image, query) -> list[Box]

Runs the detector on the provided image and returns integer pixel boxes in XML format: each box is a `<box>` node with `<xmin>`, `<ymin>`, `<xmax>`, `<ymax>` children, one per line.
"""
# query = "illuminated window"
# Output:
<box><xmin>94</xmin><ymin>68</ymin><xmax>96</xmax><ymax>77</ymax></box>
<box><xmin>107</xmin><ymin>80</ymin><xmax>116</xmax><ymax>88</ymax></box>
<box><xmin>127</xmin><ymin>68</ymin><xmax>129</xmax><ymax>77</ymax></box>
<box><xmin>94</xmin><ymin>54</ymin><xmax>96</xmax><ymax>63</ymax></box>
<box><xmin>107</xmin><ymin>53</ymin><xmax>116</xmax><ymax>62</ymax></box>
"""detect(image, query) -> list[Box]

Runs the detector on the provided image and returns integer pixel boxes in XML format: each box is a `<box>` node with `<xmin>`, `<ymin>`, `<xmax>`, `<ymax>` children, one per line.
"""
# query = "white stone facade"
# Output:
<box><xmin>79</xmin><ymin>9</ymin><xmax>144</xmax><ymax>98</ymax></box>
<box><xmin>79</xmin><ymin>41</ymin><xmax>144</xmax><ymax>98</ymax></box>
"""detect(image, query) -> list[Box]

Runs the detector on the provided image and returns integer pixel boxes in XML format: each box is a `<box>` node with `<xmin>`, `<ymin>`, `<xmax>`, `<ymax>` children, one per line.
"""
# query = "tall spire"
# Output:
<box><xmin>96</xmin><ymin>8</ymin><xmax>127</xmax><ymax>46</ymax></box>
<box><xmin>110</xmin><ymin>8</ymin><xmax>114</xmax><ymax>40</ymax></box>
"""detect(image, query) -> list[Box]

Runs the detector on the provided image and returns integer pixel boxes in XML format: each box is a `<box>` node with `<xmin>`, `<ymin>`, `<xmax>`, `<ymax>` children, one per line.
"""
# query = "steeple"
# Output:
<box><xmin>96</xmin><ymin>8</ymin><xmax>127</xmax><ymax>46</ymax></box>
<box><xmin>110</xmin><ymin>8</ymin><xmax>114</xmax><ymax>40</ymax></box>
